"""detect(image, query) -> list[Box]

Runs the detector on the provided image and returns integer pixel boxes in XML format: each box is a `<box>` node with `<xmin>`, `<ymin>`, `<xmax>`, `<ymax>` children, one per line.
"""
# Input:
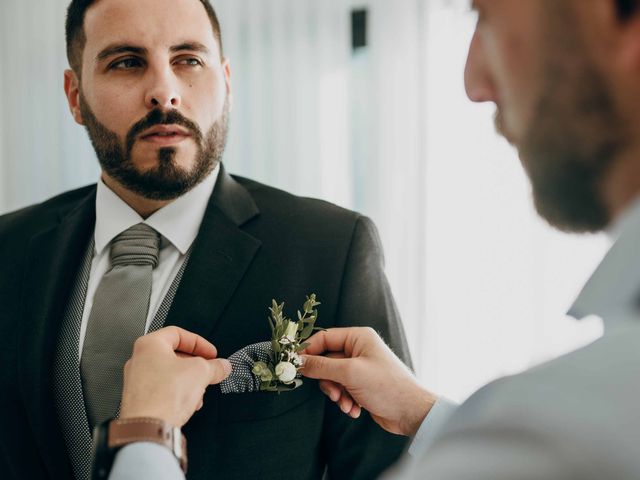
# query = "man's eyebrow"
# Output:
<box><xmin>96</xmin><ymin>45</ymin><xmax>148</xmax><ymax>63</ymax></box>
<box><xmin>170</xmin><ymin>42</ymin><xmax>210</xmax><ymax>54</ymax></box>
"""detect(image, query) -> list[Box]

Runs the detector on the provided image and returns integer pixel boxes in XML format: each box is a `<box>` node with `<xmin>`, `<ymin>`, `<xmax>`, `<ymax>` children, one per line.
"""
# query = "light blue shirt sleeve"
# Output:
<box><xmin>408</xmin><ymin>397</ymin><xmax>459</xmax><ymax>459</ymax></box>
<box><xmin>109</xmin><ymin>442</ymin><xmax>185</xmax><ymax>480</ymax></box>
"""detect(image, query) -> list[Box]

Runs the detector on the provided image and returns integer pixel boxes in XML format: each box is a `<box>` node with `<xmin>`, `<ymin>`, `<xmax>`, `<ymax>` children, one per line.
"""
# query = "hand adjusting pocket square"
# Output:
<box><xmin>220</xmin><ymin>342</ymin><xmax>273</xmax><ymax>394</ymax></box>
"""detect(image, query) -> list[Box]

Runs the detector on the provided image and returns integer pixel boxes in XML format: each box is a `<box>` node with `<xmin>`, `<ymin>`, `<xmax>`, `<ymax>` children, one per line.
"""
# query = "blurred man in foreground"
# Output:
<box><xmin>303</xmin><ymin>0</ymin><xmax>640</xmax><ymax>477</ymax></box>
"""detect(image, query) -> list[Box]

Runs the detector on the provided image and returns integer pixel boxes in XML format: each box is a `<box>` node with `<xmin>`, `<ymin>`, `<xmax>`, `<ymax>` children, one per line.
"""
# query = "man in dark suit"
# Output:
<box><xmin>0</xmin><ymin>0</ymin><xmax>411</xmax><ymax>478</ymax></box>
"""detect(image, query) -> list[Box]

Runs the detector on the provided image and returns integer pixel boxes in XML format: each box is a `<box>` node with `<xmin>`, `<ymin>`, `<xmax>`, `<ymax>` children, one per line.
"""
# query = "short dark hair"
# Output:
<box><xmin>65</xmin><ymin>0</ymin><xmax>224</xmax><ymax>74</ymax></box>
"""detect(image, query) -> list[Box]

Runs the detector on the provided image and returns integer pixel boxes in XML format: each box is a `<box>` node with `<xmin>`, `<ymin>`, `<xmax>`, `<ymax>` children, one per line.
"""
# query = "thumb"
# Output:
<box><xmin>207</xmin><ymin>358</ymin><xmax>232</xmax><ymax>384</ymax></box>
<box><xmin>300</xmin><ymin>354</ymin><xmax>351</xmax><ymax>385</ymax></box>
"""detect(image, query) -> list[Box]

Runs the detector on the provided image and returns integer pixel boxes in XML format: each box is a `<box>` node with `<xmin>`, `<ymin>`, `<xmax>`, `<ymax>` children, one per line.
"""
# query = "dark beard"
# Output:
<box><xmin>512</xmin><ymin>5</ymin><xmax>627</xmax><ymax>233</ymax></box>
<box><xmin>79</xmin><ymin>96</ymin><xmax>229</xmax><ymax>201</ymax></box>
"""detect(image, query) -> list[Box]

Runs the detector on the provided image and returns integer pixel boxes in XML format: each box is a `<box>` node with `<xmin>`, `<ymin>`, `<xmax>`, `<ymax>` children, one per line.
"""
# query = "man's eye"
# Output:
<box><xmin>176</xmin><ymin>58</ymin><xmax>203</xmax><ymax>67</ymax></box>
<box><xmin>110</xmin><ymin>58</ymin><xmax>143</xmax><ymax>70</ymax></box>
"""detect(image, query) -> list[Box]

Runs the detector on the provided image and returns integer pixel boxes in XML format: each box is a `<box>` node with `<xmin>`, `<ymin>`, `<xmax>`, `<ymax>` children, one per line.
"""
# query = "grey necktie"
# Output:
<box><xmin>80</xmin><ymin>223</ymin><xmax>161</xmax><ymax>429</ymax></box>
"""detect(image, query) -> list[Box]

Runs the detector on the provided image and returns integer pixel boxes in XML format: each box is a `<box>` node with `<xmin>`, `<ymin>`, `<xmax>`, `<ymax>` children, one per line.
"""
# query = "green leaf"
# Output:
<box><xmin>274</xmin><ymin>379</ymin><xmax>303</xmax><ymax>392</ymax></box>
<box><xmin>300</xmin><ymin>324</ymin><xmax>314</xmax><ymax>340</ymax></box>
<box><xmin>258</xmin><ymin>294</ymin><xmax>321</xmax><ymax>392</ymax></box>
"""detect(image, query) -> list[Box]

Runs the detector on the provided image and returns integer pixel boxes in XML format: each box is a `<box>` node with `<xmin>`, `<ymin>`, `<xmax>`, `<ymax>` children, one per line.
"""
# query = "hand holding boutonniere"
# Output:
<box><xmin>252</xmin><ymin>294</ymin><xmax>322</xmax><ymax>392</ymax></box>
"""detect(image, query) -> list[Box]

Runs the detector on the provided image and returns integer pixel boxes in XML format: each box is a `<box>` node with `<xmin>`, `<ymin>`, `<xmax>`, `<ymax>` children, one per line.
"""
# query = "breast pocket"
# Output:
<box><xmin>218</xmin><ymin>380</ymin><xmax>317</xmax><ymax>423</ymax></box>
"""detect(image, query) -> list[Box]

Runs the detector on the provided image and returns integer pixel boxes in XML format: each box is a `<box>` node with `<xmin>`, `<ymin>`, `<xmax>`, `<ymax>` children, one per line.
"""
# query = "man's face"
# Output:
<box><xmin>65</xmin><ymin>0</ymin><xmax>231</xmax><ymax>200</ymax></box>
<box><xmin>465</xmin><ymin>0</ymin><xmax>628</xmax><ymax>232</ymax></box>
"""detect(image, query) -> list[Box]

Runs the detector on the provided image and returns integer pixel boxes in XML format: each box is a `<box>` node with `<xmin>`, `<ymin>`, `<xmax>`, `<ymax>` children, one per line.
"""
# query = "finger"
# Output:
<box><xmin>340</xmin><ymin>389</ymin><xmax>357</xmax><ymax>413</ymax></box>
<box><xmin>299</xmin><ymin>354</ymin><xmax>351</xmax><ymax>385</ymax></box>
<box><xmin>338</xmin><ymin>390</ymin><xmax>354</xmax><ymax>414</ymax></box>
<box><xmin>206</xmin><ymin>358</ymin><xmax>232</xmax><ymax>384</ymax></box>
<box><xmin>335</xmin><ymin>387</ymin><xmax>356</xmax><ymax>411</ymax></box>
<box><xmin>348</xmin><ymin>404</ymin><xmax>362</xmax><ymax>419</ymax></box>
<box><xmin>326</xmin><ymin>352</ymin><xmax>346</xmax><ymax>360</ymax></box>
<box><xmin>153</xmin><ymin>326</ymin><xmax>218</xmax><ymax>359</ymax></box>
<box><xmin>319</xmin><ymin>380</ymin><xmax>343</xmax><ymax>402</ymax></box>
<box><xmin>303</xmin><ymin>329</ymin><xmax>352</xmax><ymax>356</ymax></box>
<box><xmin>303</xmin><ymin>327</ymin><xmax>378</xmax><ymax>358</ymax></box>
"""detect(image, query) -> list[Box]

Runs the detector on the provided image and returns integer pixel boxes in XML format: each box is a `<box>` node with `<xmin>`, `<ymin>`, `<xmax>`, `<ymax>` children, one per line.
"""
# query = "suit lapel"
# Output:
<box><xmin>19</xmin><ymin>189</ymin><xmax>96</xmax><ymax>478</ymax></box>
<box><xmin>163</xmin><ymin>165</ymin><xmax>261</xmax><ymax>338</ymax></box>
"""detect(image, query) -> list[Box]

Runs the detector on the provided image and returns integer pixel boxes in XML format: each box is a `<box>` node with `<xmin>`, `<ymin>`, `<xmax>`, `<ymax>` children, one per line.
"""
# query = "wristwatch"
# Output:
<box><xmin>91</xmin><ymin>417</ymin><xmax>188</xmax><ymax>479</ymax></box>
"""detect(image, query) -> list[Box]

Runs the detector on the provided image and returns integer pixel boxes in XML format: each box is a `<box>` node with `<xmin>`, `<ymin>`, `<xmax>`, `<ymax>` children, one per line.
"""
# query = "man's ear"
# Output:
<box><xmin>64</xmin><ymin>69</ymin><xmax>85</xmax><ymax>125</ymax></box>
<box><xmin>222</xmin><ymin>57</ymin><xmax>234</xmax><ymax>112</ymax></box>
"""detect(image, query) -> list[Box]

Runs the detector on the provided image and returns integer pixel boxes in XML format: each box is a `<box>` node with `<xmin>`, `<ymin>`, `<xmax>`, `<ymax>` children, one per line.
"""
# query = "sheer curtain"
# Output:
<box><xmin>0</xmin><ymin>0</ymin><xmax>609</xmax><ymax>402</ymax></box>
<box><xmin>0</xmin><ymin>0</ymin><xmax>98</xmax><ymax>214</ymax></box>
<box><xmin>214</xmin><ymin>0</ymin><xmax>431</xmax><ymax>375</ymax></box>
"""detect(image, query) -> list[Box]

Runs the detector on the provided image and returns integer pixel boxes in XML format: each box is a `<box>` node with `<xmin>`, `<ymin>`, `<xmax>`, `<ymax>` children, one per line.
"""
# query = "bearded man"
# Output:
<box><xmin>0</xmin><ymin>0</ymin><xmax>411</xmax><ymax>479</ymax></box>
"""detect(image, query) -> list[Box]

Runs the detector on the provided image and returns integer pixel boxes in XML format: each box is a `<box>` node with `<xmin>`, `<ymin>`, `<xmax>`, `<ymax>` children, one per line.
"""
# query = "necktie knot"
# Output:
<box><xmin>110</xmin><ymin>223</ymin><xmax>160</xmax><ymax>269</ymax></box>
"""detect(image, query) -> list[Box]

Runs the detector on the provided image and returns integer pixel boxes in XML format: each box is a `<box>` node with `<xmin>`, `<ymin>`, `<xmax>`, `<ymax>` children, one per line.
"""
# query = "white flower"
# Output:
<box><xmin>288</xmin><ymin>352</ymin><xmax>303</xmax><ymax>367</ymax></box>
<box><xmin>278</xmin><ymin>321</ymin><xmax>299</xmax><ymax>345</ymax></box>
<box><xmin>284</xmin><ymin>321</ymin><xmax>299</xmax><ymax>338</ymax></box>
<box><xmin>275</xmin><ymin>361</ymin><xmax>297</xmax><ymax>383</ymax></box>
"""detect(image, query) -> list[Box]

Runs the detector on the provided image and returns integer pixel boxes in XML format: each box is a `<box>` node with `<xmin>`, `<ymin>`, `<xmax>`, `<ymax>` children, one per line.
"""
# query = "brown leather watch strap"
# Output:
<box><xmin>108</xmin><ymin>418</ymin><xmax>187</xmax><ymax>473</ymax></box>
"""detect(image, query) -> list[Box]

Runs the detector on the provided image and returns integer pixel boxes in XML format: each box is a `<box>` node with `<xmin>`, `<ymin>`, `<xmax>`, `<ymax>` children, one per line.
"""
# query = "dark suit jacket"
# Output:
<box><xmin>0</xmin><ymin>165</ymin><xmax>411</xmax><ymax>479</ymax></box>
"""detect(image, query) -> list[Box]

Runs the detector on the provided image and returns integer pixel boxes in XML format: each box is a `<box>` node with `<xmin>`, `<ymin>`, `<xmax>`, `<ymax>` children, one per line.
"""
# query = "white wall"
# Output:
<box><xmin>0</xmin><ymin>0</ymin><xmax>99</xmax><ymax>214</ymax></box>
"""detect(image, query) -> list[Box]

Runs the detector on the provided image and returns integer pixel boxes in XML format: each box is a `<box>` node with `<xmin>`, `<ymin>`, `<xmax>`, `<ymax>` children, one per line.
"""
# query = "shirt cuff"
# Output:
<box><xmin>408</xmin><ymin>397</ymin><xmax>459</xmax><ymax>458</ymax></box>
<box><xmin>109</xmin><ymin>442</ymin><xmax>184</xmax><ymax>480</ymax></box>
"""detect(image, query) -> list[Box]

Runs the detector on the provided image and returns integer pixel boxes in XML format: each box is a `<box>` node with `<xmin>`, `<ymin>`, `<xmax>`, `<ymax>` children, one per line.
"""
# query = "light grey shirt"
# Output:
<box><xmin>110</xmin><ymin>197</ymin><xmax>640</xmax><ymax>479</ymax></box>
<box><xmin>109</xmin><ymin>443</ymin><xmax>183</xmax><ymax>480</ymax></box>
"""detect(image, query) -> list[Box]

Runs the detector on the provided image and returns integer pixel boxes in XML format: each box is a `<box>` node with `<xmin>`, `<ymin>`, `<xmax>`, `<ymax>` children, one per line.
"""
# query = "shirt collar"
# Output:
<box><xmin>568</xmin><ymin>195</ymin><xmax>640</xmax><ymax>324</ymax></box>
<box><xmin>94</xmin><ymin>164</ymin><xmax>220</xmax><ymax>256</ymax></box>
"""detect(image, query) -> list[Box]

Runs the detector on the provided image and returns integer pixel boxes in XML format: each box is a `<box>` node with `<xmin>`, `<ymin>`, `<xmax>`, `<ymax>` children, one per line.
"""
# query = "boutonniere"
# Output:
<box><xmin>252</xmin><ymin>294</ymin><xmax>322</xmax><ymax>392</ymax></box>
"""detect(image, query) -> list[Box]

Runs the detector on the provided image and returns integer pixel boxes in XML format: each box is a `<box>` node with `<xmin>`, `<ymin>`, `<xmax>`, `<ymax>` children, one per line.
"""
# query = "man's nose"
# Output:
<box><xmin>464</xmin><ymin>30</ymin><xmax>495</xmax><ymax>103</ymax></box>
<box><xmin>144</xmin><ymin>67</ymin><xmax>182</xmax><ymax>110</ymax></box>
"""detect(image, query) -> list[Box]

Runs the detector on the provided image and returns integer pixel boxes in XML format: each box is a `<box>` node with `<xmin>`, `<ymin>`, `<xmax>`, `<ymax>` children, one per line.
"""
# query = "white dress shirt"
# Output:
<box><xmin>78</xmin><ymin>165</ymin><xmax>220</xmax><ymax>358</ymax></box>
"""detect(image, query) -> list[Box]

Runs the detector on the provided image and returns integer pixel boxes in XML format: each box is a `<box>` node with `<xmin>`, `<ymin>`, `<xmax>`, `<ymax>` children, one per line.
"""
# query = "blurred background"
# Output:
<box><xmin>0</xmin><ymin>0</ymin><xmax>609</xmax><ymax>402</ymax></box>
